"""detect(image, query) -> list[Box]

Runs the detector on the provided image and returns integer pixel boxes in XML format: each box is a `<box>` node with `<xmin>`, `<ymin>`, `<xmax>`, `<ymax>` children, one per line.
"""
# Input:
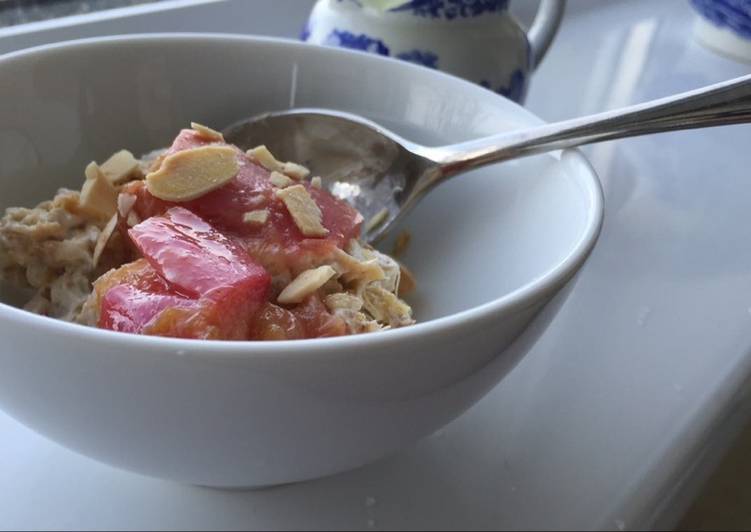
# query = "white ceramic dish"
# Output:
<box><xmin>0</xmin><ymin>34</ymin><xmax>602</xmax><ymax>488</ymax></box>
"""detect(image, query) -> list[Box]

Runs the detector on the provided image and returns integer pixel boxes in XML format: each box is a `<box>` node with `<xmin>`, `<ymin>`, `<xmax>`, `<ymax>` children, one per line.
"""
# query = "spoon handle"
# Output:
<box><xmin>432</xmin><ymin>73</ymin><xmax>751</xmax><ymax>177</ymax></box>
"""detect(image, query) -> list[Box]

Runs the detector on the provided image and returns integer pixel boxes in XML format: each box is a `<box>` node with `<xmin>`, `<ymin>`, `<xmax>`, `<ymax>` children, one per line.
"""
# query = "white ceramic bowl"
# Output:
<box><xmin>0</xmin><ymin>35</ymin><xmax>602</xmax><ymax>488</ymax></box>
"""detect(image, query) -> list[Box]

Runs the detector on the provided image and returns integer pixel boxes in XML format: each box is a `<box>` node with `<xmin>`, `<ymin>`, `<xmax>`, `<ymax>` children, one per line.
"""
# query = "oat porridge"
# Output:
<box><xmin>0</xmin><ymin>123</ymin><xmax>415</xmax><ymax>340</ymax></box>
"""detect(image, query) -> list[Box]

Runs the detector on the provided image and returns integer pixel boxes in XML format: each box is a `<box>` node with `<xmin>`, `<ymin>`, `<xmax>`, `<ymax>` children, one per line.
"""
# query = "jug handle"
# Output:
<box><xmin>527</xmin><ymin>0</ymin><xmax>566</xmax><ymax>69</ymax></box>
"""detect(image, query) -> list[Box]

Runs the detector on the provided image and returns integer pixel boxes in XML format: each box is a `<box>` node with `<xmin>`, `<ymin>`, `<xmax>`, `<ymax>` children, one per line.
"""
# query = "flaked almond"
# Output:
<box><xmin>367</xmin><ymin>248</ymin><xmax>400</xmax><ymax>294</ymax></box>
<box><xmin>324</xmin><ymin>292</ymin><xmax>363</xmax><ymax>312</ymax></box>
<box><xmin>269</xmin><ymin>171</ymin><xmax>295</xmax><ymax>188</ymax></box>
<box><xmin>281</xmin><ymin>161</ymin><xmax>310</xmax><ymax>180</ymax></box>
<box><xmin>332</xmin><ymin>248</ymin><xmax>385</xmax><ymax>286</ymax></box>
<box><xmin>243</xmin><ymin>209</ymin><xmax>269</xmax><ymax>225</ymax></box>
<box><xmin>277</xmin><ymin>265</ymin><xmax>337</xmax><ymax>305</ymax></box>
<box><xmin>362</xmin><ymin>285</ymin><xmax>414</xmax><ymax>327</ymax></box>
<box><xmin>246</xmin><ymin>145</ymin><xmax>310</xmax><ymax>180</ymax></box>
<box><xmin>101</xmin><ymin>150</ymin><xmax>141</xmax><ymax>185</ymax></box>
<box><xmin>84</xmin><ymin>161</ymin><xmax>101</xmax><ymax>181</ymax></box>
<box><xmin>311</xmin><ymin>176</ymin><xmax>322</xmax><ymax>189</ymax></box>
<box><xmin>80</xmin><ymin>162</ymin><xmax>118</xmax><ymax>220</ymax></box>
<box><xmin>117</xmin><ymin>192</ymin><xmax>137</xmax><ymax>218</ymax></box>
<box><xmin>344</xmin><ymin>240</ymin><xmax>403</xmax><ymax>292</ymax></box>
<box><xmin>246</xmin><ymin>145</ymin><xmax>284</xmax><ymax>172</ymax></box>
<box><xmin>145</xmin><ymin>145</ymin><xmax>239</xmax><ymax>202</ymax></box>
<box><xmin>92</xmin><ymin>214</ymin><xmax>118</xmax><ymax>267</ymax></box>
<box><xmin>275</xmin><ymin>184</ymin><xmax>328</xmax><ymax>237</ymax></box>
<box><xmin>191</xmin><ymin>122</ymin><xmax>224</xmax><ymax>142</ymax></box>
<box><xmin>364</xmin><ymin>207</ymin><xmax>389</xmax><ymax>233</ymax></box>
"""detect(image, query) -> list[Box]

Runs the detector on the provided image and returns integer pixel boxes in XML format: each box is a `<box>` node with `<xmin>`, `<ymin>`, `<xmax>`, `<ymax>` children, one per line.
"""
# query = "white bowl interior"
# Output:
<box><xmin>0</xmin><ymin>35</ymin><xmax>599</xmax><ymax>324</ymax></box>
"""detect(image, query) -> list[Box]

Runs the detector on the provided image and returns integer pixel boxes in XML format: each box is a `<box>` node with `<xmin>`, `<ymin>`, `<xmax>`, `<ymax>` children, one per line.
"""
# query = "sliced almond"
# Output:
<box><xmin>277</xmin><ymin>265</ymin><xmax>337</xmax><ymax>305</ymax></box>
<box><xmin>191</xmin><ymin>122</ymin><xmax>224</xmax><ymax>142</ymax></box>
<box><xmin>243</xmin><ymin>209</ymin><xmax>269</xmax><ymax>225</ymax></box>
<box><xmin>84</xmin><ymin>161</ymin><xmax>101</xmax><ymax>181</ymax></box>
<box><xmin>92</xmin><ymin>214</ymin><xmax>118</xmax><ymax>268</ymax></box>
<box><xmin>269</xmin><ymin>171</ymin><xmax>295</xmax><ymax>188</ymax></box>
<box><xmin>280</xmin><ymin>161</ymin><xmax>310</xmax><ymax>180</ymax></box>
<box><xmin>332</xmin><ymin>247</ymin><xmax>385</xmax><ymax>286</ymax></box>
<box><xmin>369</xmin><ymin>249</ymin><xmax>401</xmax><ymax>293</ymax></box>
<box><xmin>324</xmin><ymin>292</ymin><xmax>363</xmax><ymax>312</ymax></box>
<box><xmin>275</xmin><ymin>184</ymin><xmax>328</xmax><ymax>237</ymax></box>
<box><xmin>246</xmin><ymin>145</ymin><xmax>284</xmax><ymax>172</ymax></box>
<box><xmin>346</xmin><ymin>238</ymin><xmax>375</xmax><ymax>262</ymax></box>
<box><xmin>101</xmin><ymin>150</ymin><xmax>142</xmax><ymax>185</ymax></box>
<box><xmin>311</xmin><ymin>176</ymin><xmax>322</xmax><ymax>189</ymax></box>
<box><xmin>364</xmin><ymin>207</ymin><xmax>389</xmax><ymax>233</ymax></box>
<box><xmin>117</xmin><ymin>192</ymin><xmax>137</xmax><ymax>218</ymax></box>
<box><xmin>80</xmin><ymin>162</ymin><xmax>118</xmax><ymax>220</ymax></box>
<box><xmin>362</xmin><ymin>285</ymin><xmax>414</xmax><ymax>327</ymax></box>
<box><xmin>145</xmin><ymin>145</ymin><xmax>239</xmax><ymax>202</ymax></box>
<box><xmin>246</xmin><ymin>145</ymin><xmax>310</xmax><ymax>180</ymax></box>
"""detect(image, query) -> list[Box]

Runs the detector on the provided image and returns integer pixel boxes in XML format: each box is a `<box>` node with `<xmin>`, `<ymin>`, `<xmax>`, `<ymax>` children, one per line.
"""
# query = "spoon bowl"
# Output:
<box><xmin>224</xmin><ymin>109</ymin><xmax>435</xmax><ymax>242</ymax></box>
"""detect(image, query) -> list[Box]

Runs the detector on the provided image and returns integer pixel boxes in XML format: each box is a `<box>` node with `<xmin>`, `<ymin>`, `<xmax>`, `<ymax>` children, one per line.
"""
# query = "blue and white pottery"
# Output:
<box><xmin>690</xmin><ymin>0</ymin><xmax>751</xmax><ymax>61</ymax></box>
<box><xmin>301</xmin><ymin>0</ymin><xmax>566</xmax><ymax>103</ymax></box>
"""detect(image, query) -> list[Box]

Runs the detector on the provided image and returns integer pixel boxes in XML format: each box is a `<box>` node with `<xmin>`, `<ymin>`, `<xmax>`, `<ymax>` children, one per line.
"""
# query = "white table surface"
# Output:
<box><xmin>2</xmin><ymin>1</ymin><xmax>751</xmax><ymax>530</ymax></box>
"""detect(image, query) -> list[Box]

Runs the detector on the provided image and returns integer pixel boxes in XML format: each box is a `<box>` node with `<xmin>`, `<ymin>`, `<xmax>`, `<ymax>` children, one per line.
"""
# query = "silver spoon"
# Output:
<box><xmin>223</xmin><ymin>74</ymin><xmax>751</xmax><ymax>243</ymax></box>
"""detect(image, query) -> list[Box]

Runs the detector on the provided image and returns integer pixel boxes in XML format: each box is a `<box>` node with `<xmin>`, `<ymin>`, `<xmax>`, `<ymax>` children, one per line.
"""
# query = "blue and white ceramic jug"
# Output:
<box><xmin>691</xmin><ymin>0</ymin><xmax>751</xmax><ymax>62</ymax></box>
<box><xmin>302</xmin><ymin>0</ymin><xmax>566</xmax><ymax>103</ymax></box>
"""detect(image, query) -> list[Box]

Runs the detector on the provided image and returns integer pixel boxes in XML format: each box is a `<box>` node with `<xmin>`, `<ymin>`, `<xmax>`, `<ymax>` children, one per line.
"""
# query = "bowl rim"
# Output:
<box><xmin>0</xmin><ymin>33</ymin><xmax>604</xmax><ymax>358</ymax></box>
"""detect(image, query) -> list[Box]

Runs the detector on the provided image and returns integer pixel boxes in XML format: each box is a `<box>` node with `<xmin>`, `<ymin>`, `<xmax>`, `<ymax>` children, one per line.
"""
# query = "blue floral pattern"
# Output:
<box><xmin>322</xmin><ymin>31</ymin><xmax>439</xmax><ymax>69</ymax></box>
<box><xmin>480</xmin><ymin>69</ymin><xmax>526</xmax><ymax>102</ymax></box>
<box><xmin>691</xmin><ymin>0</ymin><xmax>751</xmax><ymax>38</ymax></box>
<box><xmin>334</xmin><ymin>0</ymin><xmax>508</xmax><ymax>19</ymax></box>
<box><xmin>318</xmin><ymin>30</ymin><xmax>526</xmax><ymax>101</ymax></box>
<box><xmin>395</xmin><ymin>49</ymin><xmax>440</xmax><ymax>68</ymax></box>
<box><xmin>324</xmin><ymin>29</ymin><xmax>390</xmax><ymax>55</ymax></box>
<box><xmin>300</xmin><ymin>21</ymin><xmax>312</xmax><ymax>41</ymax></box>
<box><xmin>390</xmin><ymin>0</ymin><xmax>509</xmax><ymax>19</ymax></box>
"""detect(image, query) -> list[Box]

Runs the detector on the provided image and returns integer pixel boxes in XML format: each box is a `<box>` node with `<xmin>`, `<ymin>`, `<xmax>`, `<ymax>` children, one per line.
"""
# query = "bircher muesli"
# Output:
<box><xmin>0</xmin><ymin>123</ymin><xmax>415</xmax><ymax>340</ymax></box>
